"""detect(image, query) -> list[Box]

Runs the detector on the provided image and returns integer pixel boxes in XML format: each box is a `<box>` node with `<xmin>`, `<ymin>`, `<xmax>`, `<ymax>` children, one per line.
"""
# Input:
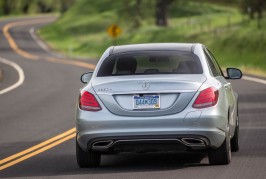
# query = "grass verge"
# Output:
<box><xmin>39</xmin><ymin>0</ymin><xmax>266</xmax><ymax>76</ymax></box>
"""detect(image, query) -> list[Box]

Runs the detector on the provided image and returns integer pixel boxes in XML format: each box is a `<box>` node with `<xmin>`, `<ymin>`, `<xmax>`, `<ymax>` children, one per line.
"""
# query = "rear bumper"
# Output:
<box><xmin>76</xmin><ymin>102</ymin><xmax>228</xmax><ymax>152</ymax></box>
<box><xmin>76</xmin><ymin>127</ymin><xmax>226</xmax><ymax>152</ymax></box>
<box><xmin>77</xmin><ymin>134</ymin><xmax>213</xmax><ymax>153</ymax></box>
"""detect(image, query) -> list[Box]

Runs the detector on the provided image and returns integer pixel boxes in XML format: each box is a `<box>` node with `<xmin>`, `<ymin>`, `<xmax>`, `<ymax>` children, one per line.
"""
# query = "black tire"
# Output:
<box><xmin>208</xmin><ymin>135</ymin><xmax>231</xmax><ymax>165</ymax></box>
<box><xmin>231</xmin><ymin>116</ymin><xmax>239</xmax><ymax>152</ymax></box>
<box><xmin>76</xmin><ymin>140</ymin><xmax>101</xmax><ymax>168</ymax></box>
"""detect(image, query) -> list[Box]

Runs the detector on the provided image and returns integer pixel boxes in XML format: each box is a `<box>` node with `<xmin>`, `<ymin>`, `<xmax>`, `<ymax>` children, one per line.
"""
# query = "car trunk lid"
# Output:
<box><xmin>92</xmin><ymin>75</ymin><xmax>206</xmax><ymax>117</ymax></box>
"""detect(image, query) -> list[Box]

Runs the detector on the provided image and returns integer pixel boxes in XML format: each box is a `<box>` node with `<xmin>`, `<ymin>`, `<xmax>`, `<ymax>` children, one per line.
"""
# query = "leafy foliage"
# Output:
<box><xmin>0</xmin><ymin>0</ymin><xmax>75</xmax><ymax>15</ymax></box>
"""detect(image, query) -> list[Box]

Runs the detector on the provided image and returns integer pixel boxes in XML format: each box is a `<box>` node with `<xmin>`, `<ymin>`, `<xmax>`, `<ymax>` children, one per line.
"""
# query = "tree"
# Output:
<box><xmin>120</xmin><ymin>0</ymin><xmax>145</xmax><ymax>29</ymax></box>
<box><xmin>2</xmin><ymin>0</ymin><xmax>12</xmax><ymax>15</ymax></box>
<box><xmin>155</xmin><ymin>0</ymin><xmax>174</xmax><ymax>26</ymax></box>
<box><xmin>37</xmin><ymin>0</ymin><xmax>53</xmax><ymax>13</ymax></box>
<box><xmin>133</xmin><ymin>0</ymin><xmax>142</xmax><ymax>28</ymax></box>
<box><xmin>241</xmin><ymin>0</ymin><xmax>264</xmax><ymax>28</ymax></box>
<box><xmin>60</xmin><ymin>0</ymin><xmax>75</xmax><ymax>14</ymax></box>
<box><xmin>21</xmin><ymin>0</ymin><xmax>32</xmax><ymax>14</ymax></box>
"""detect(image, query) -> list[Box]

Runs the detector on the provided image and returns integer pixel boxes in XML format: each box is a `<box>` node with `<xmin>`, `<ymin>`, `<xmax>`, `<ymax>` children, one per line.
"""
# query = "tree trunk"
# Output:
<box><xmin>257</xmin><ymin>0</ymin><xmax>263</xmax><ymax>19</ymax></box>
<box><xmin>155</xmin><ymin>0</ymin><xmax>173</xmax><ymax>26</ymax></box>
<box><xmin>37</xmin><ymin>0</ymin><xmax>52</xmax><ymax>13</ymax></box>
<box><xmin>155</xmin><ymin>0</ymin><xmax>167</xmax><ymax>26</ymax></box>
<box><xmin>60</xmin><ymin>0</ymin><xmax>75</xmax><ymax>14</ymax></box>
<box><xmin>3</xmin><ymin>0</ymin><xmax>11</xmax><ymax>15</ymax></box>
<box><xmin>248</xmin><ymin>7</ymin><xmax>254</xmax><ymax>19</ymax></box>
<box><xmin>257</xmin><ymin>7</ymin><xmax>262</xmax><ymax>29</ymax></box>
<box><xmin>133</xmin><ymin>0</ymin><xmax>142</xmax><ymax>28</ymax></box>
<box><xmin>22</xmin><ymin>0</ymin><xmax>32</xmax><ymax>14</ymax></box>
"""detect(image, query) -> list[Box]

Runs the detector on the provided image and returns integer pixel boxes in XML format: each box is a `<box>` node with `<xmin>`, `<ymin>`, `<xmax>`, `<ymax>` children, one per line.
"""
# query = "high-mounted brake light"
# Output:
<box><xmin>192</xmin><ymin>87</ymin><xmax>219</xmax><ymax>109</ymax></box>
<box><xmin>79</xmin><ymin>91</ymin><xmax>102</xmax><ymax>111</ymax></box>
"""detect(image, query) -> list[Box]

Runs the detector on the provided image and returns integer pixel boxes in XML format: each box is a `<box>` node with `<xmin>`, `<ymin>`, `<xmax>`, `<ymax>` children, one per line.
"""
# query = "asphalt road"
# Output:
<box><xmin>0</xmin><ymin>16</ymin><xmax>266</xmax><ymax>179</ymax></box>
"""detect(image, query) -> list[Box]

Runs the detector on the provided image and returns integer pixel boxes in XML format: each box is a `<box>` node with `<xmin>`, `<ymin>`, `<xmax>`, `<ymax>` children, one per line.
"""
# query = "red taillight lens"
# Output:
<box><xmin>192</xmin><ymin>87</ymin><xmax>219</xmax><ymax>109</ymax></box>
<box><xmin>79</xmin><ymin>91</ymin><xmax>102</xmax><ymax>111</ymax></box>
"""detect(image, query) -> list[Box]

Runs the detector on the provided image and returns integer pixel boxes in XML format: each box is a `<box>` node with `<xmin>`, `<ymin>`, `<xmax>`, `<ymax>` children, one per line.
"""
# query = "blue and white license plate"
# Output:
<box><xmin>133</xmin><ymin>95</ymin><xmax>160</xmax><ymax>109</ymax></box>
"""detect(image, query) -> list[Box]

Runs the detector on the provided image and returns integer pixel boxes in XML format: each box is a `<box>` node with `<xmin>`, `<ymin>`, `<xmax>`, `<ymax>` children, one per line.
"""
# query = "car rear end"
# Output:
<box><xmin>76</xmin><ymin>44</ymin><xmax>228</xmax><ymax>155</ymax></box>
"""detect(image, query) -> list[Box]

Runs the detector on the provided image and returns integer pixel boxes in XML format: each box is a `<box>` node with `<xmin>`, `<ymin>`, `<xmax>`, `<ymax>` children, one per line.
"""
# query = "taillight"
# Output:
<box><xmin>192</xmin><ymin>87</ymin><xmax>219</xmax><ymax>109</ymax></box>
<box><xmin>79</xmin><ymin>91</ymin><xmax>102</xmax><ymax>111</ymax></box>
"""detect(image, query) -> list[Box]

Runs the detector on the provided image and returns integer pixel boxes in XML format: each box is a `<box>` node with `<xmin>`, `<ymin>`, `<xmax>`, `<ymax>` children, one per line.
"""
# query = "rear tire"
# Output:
<box><xmin>76</xmin><ymin>139</ymin><xmax>101</xmax><ymax>168</ymax></box>
<box><xmin>231</xmin><ymin>116</ymin><xmax>239</xmax><ymax>152</ymax></box>
<box><xmin>208</xmin><ymin>135</ymin><xmax>231</xmax><ymax>165</ymax></box>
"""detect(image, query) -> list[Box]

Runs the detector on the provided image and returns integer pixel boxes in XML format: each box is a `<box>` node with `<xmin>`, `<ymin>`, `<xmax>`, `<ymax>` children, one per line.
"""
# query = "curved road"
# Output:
<box><xmin>0</xmin><ymin>16</ymin><xmax>266</xmax><ymax>178</ymax></box>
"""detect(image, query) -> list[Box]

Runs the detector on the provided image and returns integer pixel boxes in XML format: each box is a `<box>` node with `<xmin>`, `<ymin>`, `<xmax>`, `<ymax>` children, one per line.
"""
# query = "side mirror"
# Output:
<box><xmin>81</xmin><ymin>72</ymin><xmax>93</xmax><ymax>83</ymax></box>
<box><xmin>226</xmin><ymin>68</ymin><xmax>242</xmax><ymax>79</ymax></box>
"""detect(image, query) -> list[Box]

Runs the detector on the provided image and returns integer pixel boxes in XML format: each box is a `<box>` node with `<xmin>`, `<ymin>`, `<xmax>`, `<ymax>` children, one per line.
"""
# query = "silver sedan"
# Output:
<box><xmin>75</xmin><ymin>43</ymin><xmax>242</xmax><ymax>167</ymax></box>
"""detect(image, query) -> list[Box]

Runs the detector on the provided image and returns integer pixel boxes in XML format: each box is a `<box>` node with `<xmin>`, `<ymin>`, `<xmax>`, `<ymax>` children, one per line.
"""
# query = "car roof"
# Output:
<box><xmin>111</xmin><ymin>43</ymin><xmax>198</xmax><ymax>55</ymax></box>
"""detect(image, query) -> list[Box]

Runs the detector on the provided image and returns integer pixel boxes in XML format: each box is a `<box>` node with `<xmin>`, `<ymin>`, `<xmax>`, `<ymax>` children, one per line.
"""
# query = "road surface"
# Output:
<box><xmin>0</xmin><ymin>16</ymin><xmax>266</xmax><ymax>179</ymax></box>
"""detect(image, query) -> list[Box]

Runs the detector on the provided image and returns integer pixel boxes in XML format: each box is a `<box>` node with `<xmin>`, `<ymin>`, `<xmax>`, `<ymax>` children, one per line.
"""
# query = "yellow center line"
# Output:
<box><xmin>47</xmin><ymin>57</ymin><xmax>96</xmax><ymax>70</ymax></box>
<box><xmin>0</xmin><ymin>128</ymin><xmax>76</xmax><ymax>165</ymax></box>
<box><xmin>3</xmin><ymin>19</ymin><xmax>53</xmax><ymax>61</ymax></box>
<box><xmin>3</xmin><ymin>18</ymin><xmax>96</xmax><ymax>70</ymax></box>
<box><xmin>0</xmin><ymin>133</ymin><xmax>76</xmax><ymax>171</ymax></box>
<box><xmin>0</xmin><ymin>17</ymin><xmax>97</xmax><ymax>171</ymax></box>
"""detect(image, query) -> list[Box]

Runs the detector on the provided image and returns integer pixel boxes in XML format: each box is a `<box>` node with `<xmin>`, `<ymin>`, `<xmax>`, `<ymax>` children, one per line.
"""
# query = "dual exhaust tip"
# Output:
<box><xmin>180</xmin><ymin>138</ymin><xmax>206</xmax><ymax>146</ymax></box>
<box><xmin>92</xmin><ymin>140</ymin><xmax>114</xmax><ymax>149</ymax></box>
<box><xmin>91</xmin><ymin>138</ymin><xmax>207</xmax><ymax>149</ymax></box>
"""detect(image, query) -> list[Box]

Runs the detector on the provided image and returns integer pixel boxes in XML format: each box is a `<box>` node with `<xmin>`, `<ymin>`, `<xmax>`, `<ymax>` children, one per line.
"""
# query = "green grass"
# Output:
<box><xmin>39</xmin><ymin>0</ymin><xmax>266</xmax><ymax>76</ymax></box>
<box><xmin>192</xmin><ymin>18</ymin><xmax>266</xmax><ymax>76</ymax></box>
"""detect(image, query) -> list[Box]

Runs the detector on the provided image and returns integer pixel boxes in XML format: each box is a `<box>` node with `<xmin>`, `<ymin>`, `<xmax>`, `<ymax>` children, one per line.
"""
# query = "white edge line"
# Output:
<box><xmin>242</xmin><ymin>76</ymin><xmax>266</xmax><ymax>85</ymax></box>
<box><xmin>22</xmin><ymin>29</ymin><xmax>266</xmax><ymax>88</ymax></box>
<box><xmin>0</xmin><ymin>57</ymin><xmax>25</xmax><ymax>95</ymax></box>
<box><xmin>29</xmin><ymin>27</ymin><xmax>64</xmax><ymax>58</ymax></box>
<box><xmin>1</xmin><ymin>56</ymin><xmax>266</xmax><ymax>96</ymax></box>
<box><xmin>26</xmin><ymin>29</ymin><xmax>266</xmax><ymax>85</ymax></box>
<box><xmin>29</xmin><ymin>26</ymin><xmax>90</xmax><ymax>61</ymax></box>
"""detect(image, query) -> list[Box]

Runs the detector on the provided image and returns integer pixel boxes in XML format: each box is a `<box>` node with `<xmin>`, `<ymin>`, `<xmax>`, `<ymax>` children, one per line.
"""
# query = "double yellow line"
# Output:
<box><xmin>3</xmin><ymin>18</ymin><xmax>96</xmax><ymax>69</ymax></box>
<box><xmin>0</xmin><ymin>128</ymin><xmax>76</xmax><ymax>170</ymax></box>
<box><xmin>3</xmin><ymin>19</ymin><xmax>52</xmax><ymax>60</ymax></box>
<box><xmin>0</xmin><ymin>18</ymin><xmax>96</xmax><ymax>171</ymax></box>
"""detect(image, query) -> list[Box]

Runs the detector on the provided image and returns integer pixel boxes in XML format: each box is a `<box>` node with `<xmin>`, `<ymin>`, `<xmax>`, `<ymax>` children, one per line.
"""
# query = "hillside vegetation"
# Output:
<box><xmin>39</xmin><ymin>0</ymin><xmax>266</xmax><ymax>75</ymax></box>
<box><xmin>0</xmin><ymin>0</ymin><xmax>75</xmax><ymax>15</ymax></box>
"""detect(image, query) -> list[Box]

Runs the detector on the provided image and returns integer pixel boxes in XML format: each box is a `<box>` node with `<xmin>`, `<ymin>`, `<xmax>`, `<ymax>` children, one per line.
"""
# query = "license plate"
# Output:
<box><xmin>133</xmin><ymin>95</ymin><xmax>160</xmax><ymax>109</ymax></box>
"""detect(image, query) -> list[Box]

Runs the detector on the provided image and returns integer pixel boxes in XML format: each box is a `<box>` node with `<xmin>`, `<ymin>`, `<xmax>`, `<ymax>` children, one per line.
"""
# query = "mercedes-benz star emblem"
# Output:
<box><xmin>142</xmin><ymin>82</ymin><xmax>150</xmax><ymax>90</ymax></box>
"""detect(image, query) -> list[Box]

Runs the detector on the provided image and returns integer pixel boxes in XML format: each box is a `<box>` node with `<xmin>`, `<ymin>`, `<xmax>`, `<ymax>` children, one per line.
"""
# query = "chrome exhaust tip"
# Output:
<box><xmin>181</xmin><ymin>138</ymin><xmax>206</xmax><ymax>146</ymax></box>
<box><xmin>92</xmin><ymin>140</ymin><xmax>113</xmax><ymax>149</ymax></box>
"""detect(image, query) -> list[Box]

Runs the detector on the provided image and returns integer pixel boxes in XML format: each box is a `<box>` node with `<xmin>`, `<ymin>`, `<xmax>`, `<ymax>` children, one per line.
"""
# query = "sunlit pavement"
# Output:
<box><xmin>0</xmin><ymin>17</ymin><xmax>266</xmax><ymax>179</ymax></box>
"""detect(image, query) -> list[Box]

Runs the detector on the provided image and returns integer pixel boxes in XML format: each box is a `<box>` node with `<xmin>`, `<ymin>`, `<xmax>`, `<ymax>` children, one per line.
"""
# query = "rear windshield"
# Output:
<box><xmin>97</xmin><ymin>51</ymin><xmax>203</xmax><ymax>77</ymax></box>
